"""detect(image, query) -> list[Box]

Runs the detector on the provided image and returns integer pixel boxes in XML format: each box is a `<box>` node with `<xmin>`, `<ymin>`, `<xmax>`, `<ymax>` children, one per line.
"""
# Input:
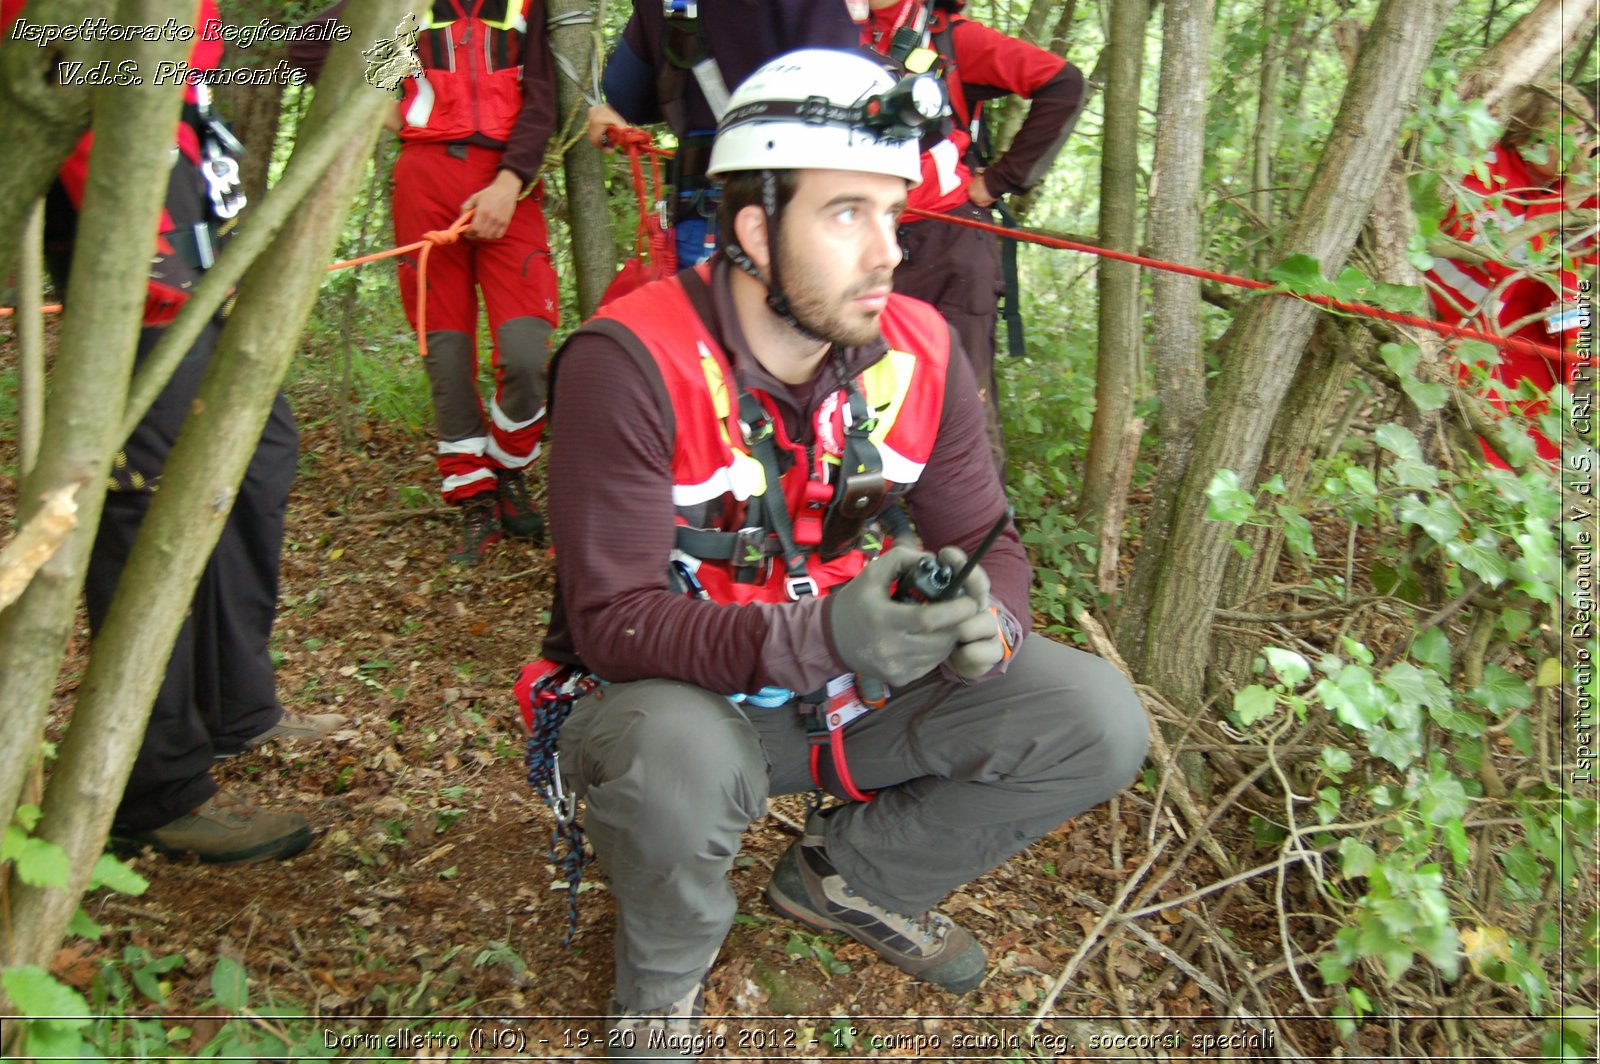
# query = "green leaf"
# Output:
<box><xmin>1368</xmin><ymin>725</ymin><xmax>1423</xmax><ymax>769</ymax></box>
<box><xmin>89</xmin><ymin>853</ymin><xmax>149</xmax><ymax>896</ymax></box>
<box><xmin>67</xmin><ymin>908</ymin><xmax>103</xmax><ymax>940</ymax></box>
<box><xmin>1375</xmin><ymin>423</ymin><xmax>1423</xmax><ymax>464</ymax></box>
<box><xmin>1500</xmin><ymin>608</ymin><xmax>1533</xmax><ymax>642</ymax></box>
<box><xmin>1428</xmin><ymin>702</ymin><xmax>1488</xmax><ymax>737</ymax></box>
<box><xmin>1443</xmin><ymin>819</ymin><xmax>1471</xmax><ymax>869</ymax></box>
<box><xmin>1412</xmin><ymin>628</ymin><xmax>1451</xmax><ymax>673</ymax></box>
<box><xmin>1445</xmin><ymin>534</ymin><xmax>1511</xmax><ymax>586</ymax></box>
<box><xmin>1264</xmin><ymin>647</ymin><xmax>1311</xmax><ymax>686</ymax></box>
<box><xmin>1279</xmin><ymin>506</ymin><xmax>1317</xmax><ymax>558</ymax></box>
<box><xmin>1399</xmin><ymin>497</ymin><xmax>1462</xmax><ymax>544</ymax></box>
<box><xmin>211</xmin><ymin>955</ymin><xmax>249</xmax><ymax>1011</ymax></box>
<box><xmin>1470</xmin><ymin>664</ymin><xmax>1533</xmax><ymax>715</ymax></box>
<box><xmin>1536</xmin><ymin>658</ymin><xmax>1564</xmax><ymax>687</ymax></box>
<box><xmin>1400</xmin><ymin>376</ymin><xmax>1449</xmax><ymax>412</ymax></box>
<box><xmin>1382</xmin><ymin>661</ymin><xmax>1442</xmax><ymax>708</ymax></box>
<box><xmin>1320</xmin><ymin>746</ymin><xmax>1354</xmax><ymax>776</ymax></box>
<box><xmin>1508</xmin><ymin>715</ymin><xmax>1535</xmax><ymax>756</ymax></box>
<box><xmin>7</xmin><ymin>834</ymin><xmax>69</xmax><ymax>889</ymax></box>
<box><xmin>1</xmin><ymin>966</ymin><xmax>91</xmax><ymax>1030</ymax></box>
<box><xmin>1339</xmin><ymin>838</ymin><xmax>1377</xmax><ymax>878</ymax></box>
<box><xmin>1344</xmin><ymin>466</ymin><xmax>1379</xmax><ymax>497</ymax></box>
<box><xmin>1502</xmin><ymin>844</ymin><xmax>1543</xmax><ymax>891</ymax></box>
<box><xmin>1205</xmin><ymin>469</ymin><xmax>1255</xmax><ymax>525</ymax></box>
<box><xmin>1233</xmin><ymin>684</ymin><xmax>1278</xmax><ymax>725</ymax></box>
<box><xmin>1380</xmin><ymin>342</ymin><xmax>1419</xmax><ymax>376</ymax></box>
<box><xmin>1417</xmin><ymin>772</ymin><xmax>1471</xmax><ymax>822</ymax></box>
<box><xmin>1267</xmin><ymin>253</ymin><xmax>1329</xmax><ymax>294</ymax></box>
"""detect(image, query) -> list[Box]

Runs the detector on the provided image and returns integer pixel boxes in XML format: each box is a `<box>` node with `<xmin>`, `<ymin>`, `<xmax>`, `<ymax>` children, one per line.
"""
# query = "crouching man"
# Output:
<box><xmin>542</xmin><ymin>48</ymin><xmax>1149</xmax><ymax>1060</ymax></box>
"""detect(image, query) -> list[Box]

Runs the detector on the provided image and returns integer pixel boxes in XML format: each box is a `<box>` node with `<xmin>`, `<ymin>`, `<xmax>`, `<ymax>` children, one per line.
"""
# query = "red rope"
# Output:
<box><xmin>905</xmin><ymin>207</ymin><xmax>1576</xmax><ymax>365</ymax></box>
<box><xmin>6</xmin><ymin>139</ymin><xmax>1578</xmax><ymax>372</ymax></box>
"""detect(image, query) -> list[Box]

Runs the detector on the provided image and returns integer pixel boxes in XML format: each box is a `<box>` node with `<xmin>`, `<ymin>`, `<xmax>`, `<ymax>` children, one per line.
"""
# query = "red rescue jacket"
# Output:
<box><xmin>400</xmin><ymin>0</ymin><xmax>535</xmax><ymax>145</ymax></box>
<box><xmin>591</xmin><ymin>265</ymin><xmax>951</xmax><ymax>605</ymax></box>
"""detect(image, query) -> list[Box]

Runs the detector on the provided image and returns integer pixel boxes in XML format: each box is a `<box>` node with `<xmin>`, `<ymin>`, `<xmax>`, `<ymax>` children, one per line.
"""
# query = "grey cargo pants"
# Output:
<box><xmin>556</xmin><ymin>636</ymin><xmax>1149</xmax><ymax>1011</ymax></box>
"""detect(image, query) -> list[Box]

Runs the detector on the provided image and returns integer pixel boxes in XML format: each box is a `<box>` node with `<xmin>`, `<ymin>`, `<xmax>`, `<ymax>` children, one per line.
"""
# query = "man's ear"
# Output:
<box><xmin>733</xmin><ymin>204</ymin><xmax>771</xmax><ymax>273</ymax></box>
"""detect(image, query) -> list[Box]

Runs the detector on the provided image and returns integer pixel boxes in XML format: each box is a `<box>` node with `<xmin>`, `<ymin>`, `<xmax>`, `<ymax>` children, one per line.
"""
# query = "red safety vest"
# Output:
<box><xmin>593</xmin><ymin>265</ymin><xmax>951</xmax><ymax>605</ymax></box>
<box><xmin>399</xmin><ymin>0</ymin><xmax>533</xmax><ymax>145</ymax></box>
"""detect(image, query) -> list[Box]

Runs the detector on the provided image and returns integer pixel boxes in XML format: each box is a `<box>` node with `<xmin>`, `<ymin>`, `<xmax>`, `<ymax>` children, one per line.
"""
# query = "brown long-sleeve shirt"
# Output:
<box><xmin>543</xmin><ymin>259</ymin><xmax>1030</xmax><ymax>696</ymax></box>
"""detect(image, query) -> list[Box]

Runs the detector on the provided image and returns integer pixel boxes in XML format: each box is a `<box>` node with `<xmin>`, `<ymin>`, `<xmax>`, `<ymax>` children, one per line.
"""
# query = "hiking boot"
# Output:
<box><xmin>766</xmin><ymin>812</ymin><xmax>987</xmax><ymax>994</ymax></box>
<box><xmin>450</xmin><ymin>493</ymin><xmax>502</xmax><ymax>564</ymax></box>
<box><xmin>608</xmin><ymin>984</ymin><xmax>705</xmax><ymax>1060</ymax></box>
<box><xmin>495</xmin><ymin>468</ymin><xmax>545</xmax><ymax>543</ymax></box>
<box><xmin>216</xmin><ymin>709</ymin><xmax>348</xmax><ymax>757</ymax></box>
<box><xmin>115</xmin><ymin>791</ymin><xmax>312</xmax><ymax>866</ymax></box>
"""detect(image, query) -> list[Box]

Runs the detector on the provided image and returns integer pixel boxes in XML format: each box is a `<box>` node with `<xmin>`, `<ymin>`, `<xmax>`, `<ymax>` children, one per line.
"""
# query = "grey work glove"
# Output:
<box><xmin>827</xmin><ymin>546</ymin><xmax>982</xmax><ymax>686</ymax></box>
<box><xmin>936</xmin><ymin>546</ymin><xmax>1008</xmax><ymax>679</ymax></box>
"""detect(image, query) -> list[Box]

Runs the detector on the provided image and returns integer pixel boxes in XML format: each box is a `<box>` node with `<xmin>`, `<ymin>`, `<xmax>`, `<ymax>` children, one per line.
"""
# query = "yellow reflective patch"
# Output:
<box><xmin>859</xmin><ymin>349</ymin><xmax>917</xmax><ymax>443</ymax></box>
<box><xmin>905</xmin><ymin>48</ymin><xmax>937</xmax><ymax>74</ymax></box>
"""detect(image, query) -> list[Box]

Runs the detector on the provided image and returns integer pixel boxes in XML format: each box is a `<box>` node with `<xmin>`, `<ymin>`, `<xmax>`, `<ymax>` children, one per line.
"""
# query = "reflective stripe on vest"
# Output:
<box><xmin>590</xmin><ymin>266</ymin><xmax>950</xmax><ymax>604</ymax></box>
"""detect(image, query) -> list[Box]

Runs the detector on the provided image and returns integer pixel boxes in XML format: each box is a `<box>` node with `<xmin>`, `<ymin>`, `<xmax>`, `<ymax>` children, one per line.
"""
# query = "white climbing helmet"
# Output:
<box><xmin>707</xmin><ymin>48</ymin><xmax>944</xmax><ymax>186</ymax></box>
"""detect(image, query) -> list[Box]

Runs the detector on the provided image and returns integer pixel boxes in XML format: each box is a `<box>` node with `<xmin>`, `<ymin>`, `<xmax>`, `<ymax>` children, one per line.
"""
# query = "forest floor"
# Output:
<box><xmin>16</xmin><ymin>390</ymin><xmax>1355</xmax><ymax>1061</ymax></box>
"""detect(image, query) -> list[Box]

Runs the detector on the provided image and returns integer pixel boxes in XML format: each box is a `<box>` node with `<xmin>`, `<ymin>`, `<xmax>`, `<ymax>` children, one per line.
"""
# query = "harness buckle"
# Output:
<box><xmin>786</xmin><ymin>574</ymin><xmax>819</xmax><ymax>599</ymax></box>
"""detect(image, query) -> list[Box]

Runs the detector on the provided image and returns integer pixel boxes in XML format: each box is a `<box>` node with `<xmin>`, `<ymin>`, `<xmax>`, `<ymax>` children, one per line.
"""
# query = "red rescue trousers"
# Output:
<box><xmin>393</xmin><ymin>142</ymin><xmax>559</xmax><ymax>503</ymax></box>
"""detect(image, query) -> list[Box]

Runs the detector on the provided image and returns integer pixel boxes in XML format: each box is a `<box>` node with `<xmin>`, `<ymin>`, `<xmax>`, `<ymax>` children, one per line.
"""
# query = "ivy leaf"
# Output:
<box><xmin>1205</xmin><ymin>469</ymin><xmax>1255</xmax><ymax>525</ymax></box>
<box><xmin>1320</xmin><ymin>746</ymin><xmax>1354</xmax><ymax>777</ymax></box>
<box><xmin>1375</xmin><ymin>423</ymin><xmax>1424</xmax><ymax>464</ymax></box>
<box><xmin>1507</xmin><ymin>715</ymin><xmax>1535</xmax><ymax>756</ymax></box>
<box><xmin>1367</xmin><ymin>724</ymin><xmax>1423</xmax><ymax>769</ymax></box>
<box><xmin>1443</xmin><ymin>819</ymin><xmax>1471</xmax><ymax>869</ymax></box>
<box><xmin>1399</xmin><ymin>497</ymin><xmax>1462</xmax><ymax>544</ymax></box>
<box><xmin>1469</xmin><ymin>664</ymin><xmax>1533</xmax><ymax>715</ymax></box>
<box><xmin>1339</xmin><ymin>838</ymin><xmax>1376</xmax><ymax>878</ymax></box>
<box><xmin>1233</xmin><ymin>684</ymin><xmax>1278</xmax><ymax>725</ymax></box>
<box><xmin>1382</xmin><ymin>661</ymin><xmax>1450</xmax><ymax>711</ymax></box>
<box><xmin>1411</xmin><ymin>628</ymin><xmax>1451</xmax><ymax>674</ymax></box>
<box><xmin>1428</xmin><ymin>702</ymin><xmax>1487</xmax><ymax>737</ymax></box>
<box><xmin>1501</xmin><ymin>844</ymin><xmax>1543</xmax><ymax>892</ymax></box>
<box><xmin>1536</xmin><ymin>658</ymin><xmax>1564</xmax><ymax>687</ymax></box>
<box><xmin>1264</xmin><ymin>647</ymin><xmax>1311</xmax><ymax>686</ymax></box>
<box><xmin>1417</xmin><ymin>772</ymin><xmax>1471</xmax><ymax>822</ymax></box>
<box><xmin>1279</xmin><ymin>506</ymin><xmax>1317</xmax><ymax>558</ymax></box>
<box><xmin>1446</xmin><ymin>534</ymin><xmax>1511</xmax><ymax>586</ymax></box>
<box><xmin>1268</xmin><ymin>253</ymin><xmax>1332</xmax><ymax>296</ymax></box>
<box><xmin>1344</xmin><ymin>466</ymin><xmax>1379</xmax><ymax>497</ymax></box>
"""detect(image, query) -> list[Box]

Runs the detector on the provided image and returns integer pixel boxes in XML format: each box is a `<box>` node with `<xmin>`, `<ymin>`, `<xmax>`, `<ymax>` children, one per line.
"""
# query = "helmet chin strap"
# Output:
<box><xmin>723</xmin><ymin>171</ymin><xmax>827</xmax><ymax>346</ymax></box>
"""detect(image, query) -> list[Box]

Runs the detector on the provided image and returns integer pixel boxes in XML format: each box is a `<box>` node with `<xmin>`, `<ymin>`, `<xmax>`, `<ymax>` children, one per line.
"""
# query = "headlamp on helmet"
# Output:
<box><xmin>861</xmin><ymin>73</ymin><xmax>949</xmax><ymax>141</ymax></box>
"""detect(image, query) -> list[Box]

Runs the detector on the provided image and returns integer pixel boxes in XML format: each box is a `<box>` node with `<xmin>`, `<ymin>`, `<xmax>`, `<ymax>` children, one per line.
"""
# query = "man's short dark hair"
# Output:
<box><xmin>716</xmin><ymin>170</ymin><xmax>801</xmax><ymax>252</ymax></box>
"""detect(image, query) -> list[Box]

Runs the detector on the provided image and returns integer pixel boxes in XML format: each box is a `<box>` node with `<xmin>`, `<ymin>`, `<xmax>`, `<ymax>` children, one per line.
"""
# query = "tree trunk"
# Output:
<box><xmin>1455</xmin><ymin>0</ymin><xmax>1597</xmax><ymax>116</ymax></box>
<box><xmin>0</xmin><ymin>7</ymin><xmax>194</xmax><ymax>852</ymax></box>
<box><xmin>1077</xmin><ymin>0</ymin><xmax>1148</xmax><ymax>528</ymax></box>
<box><xmin>1</xmin><ymin>0</ymin><xmax>407</xmax><ymax>981</ymax></box>
<box><xmin>0</xmin><ymin>0</ymin><xmax>115</xmax><ymax>274</ymax></box>
<box><xmin>1117</xmin><ymin>0</ymin><xmax>1214</xmax><ymax>667</ymax></box>
<box><xmin>1134</xmin><ymin>0</ymin><xmax>1458</xmax><ymax>711</ymax></box>
<box><xmin>548</xmin><ymin>0</ymin><xmax>617</xmax><ymax>319</ymax></box>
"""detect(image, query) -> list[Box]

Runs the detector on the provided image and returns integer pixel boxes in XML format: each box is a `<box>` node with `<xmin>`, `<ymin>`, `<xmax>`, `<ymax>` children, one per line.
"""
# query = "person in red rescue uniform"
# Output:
<box><xmin>2</xmin><ymin>0</ymin><xmax>346</xmax><ymax>865</ymax></box>
<box><xmin>863</xmin><ymin>0</ymin><xmax>1085</xmax><ymax>474</ymax></box>
<box><xmin>1425</xmin><ymin>83</ymin><xmax>1598</xmax><ymax>467</ymax></box>
<box><xmin>292</xmin><ymin>1</ymin><xmax>559</xmax><ymax>563</ymax></box>
<box><xmin>540</xmin><ymin>50</ymin><xmax>1146</xmax><ymax>1059</ymax></box>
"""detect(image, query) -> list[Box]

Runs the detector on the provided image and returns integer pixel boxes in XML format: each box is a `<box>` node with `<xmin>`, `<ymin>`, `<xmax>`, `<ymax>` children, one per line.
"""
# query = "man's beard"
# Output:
<box><xmin>777</xmin><ymin>243</ymin><xmax>892</xmax><ymax>348</ymax></box>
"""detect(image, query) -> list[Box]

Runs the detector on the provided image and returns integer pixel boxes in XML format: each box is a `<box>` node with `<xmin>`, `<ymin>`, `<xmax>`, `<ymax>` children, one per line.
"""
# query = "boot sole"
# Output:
<box><xmin>112</xmin><ymin>823</ymin><xmax>314</xmax><ymax>866</ymax></box>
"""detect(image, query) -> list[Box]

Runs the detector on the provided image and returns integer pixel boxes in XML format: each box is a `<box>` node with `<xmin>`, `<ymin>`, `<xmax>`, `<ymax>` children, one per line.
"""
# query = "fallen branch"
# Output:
<box><xmin>1030</xmin><ymin>831</ymin><xmax>1171</xmax><ymax>1029</ymax></box>
<box><xmin>1075</xmin><ymin>608</ymin><xmax>1236</xmax><ymax>874</ymax></box>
